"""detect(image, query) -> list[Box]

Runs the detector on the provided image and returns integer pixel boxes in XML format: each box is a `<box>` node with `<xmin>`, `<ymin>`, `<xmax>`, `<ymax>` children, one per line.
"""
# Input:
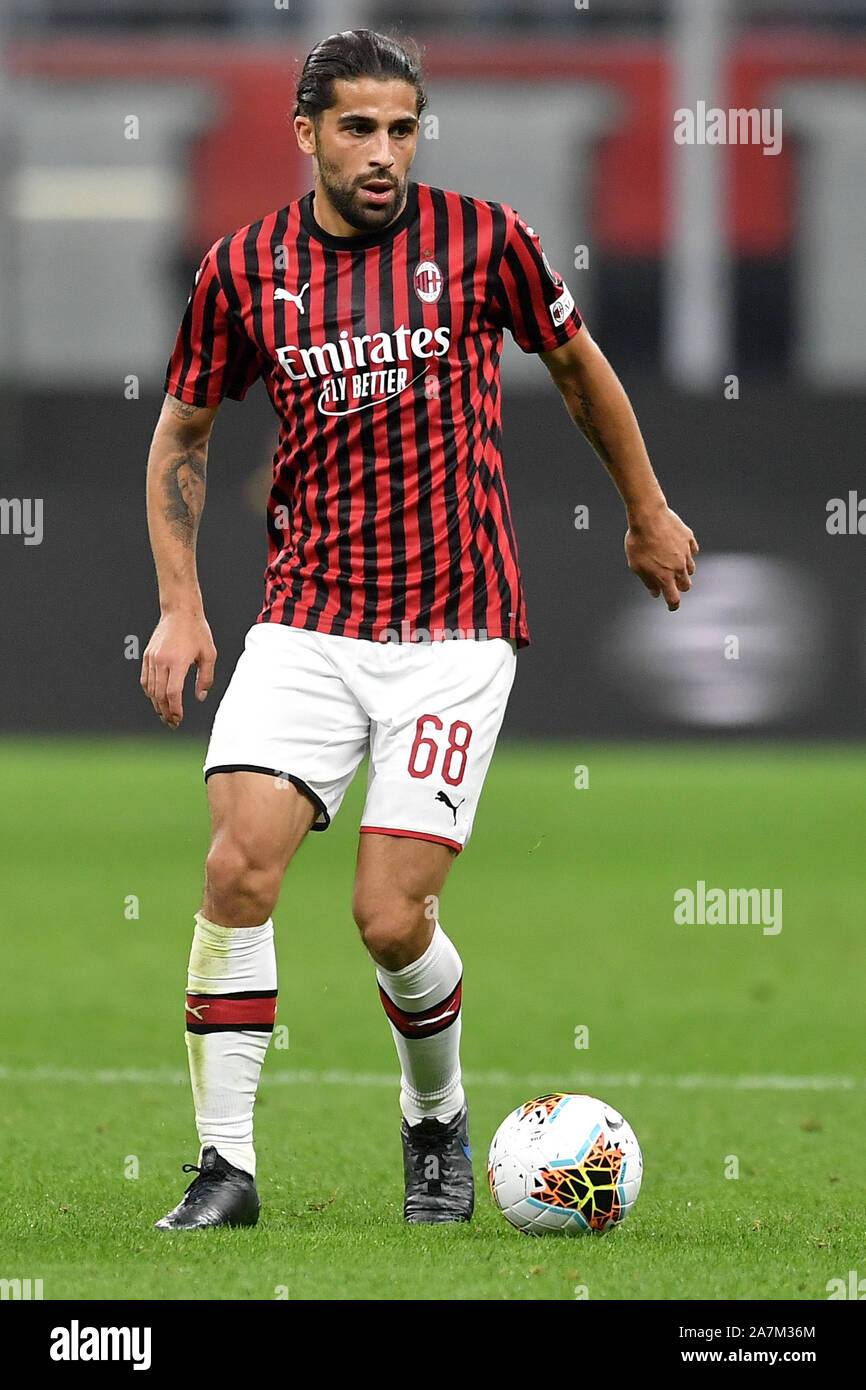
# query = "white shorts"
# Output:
<box><xmin>203</xmin><ymin>623</ymin><xmax>517</xmax><ymax>852</ymax></box>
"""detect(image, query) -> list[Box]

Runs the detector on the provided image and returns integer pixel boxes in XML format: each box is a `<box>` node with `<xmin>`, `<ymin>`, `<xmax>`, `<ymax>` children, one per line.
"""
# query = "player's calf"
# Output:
<box><xmin>378</xmin><ymin>934</ymin><xmax>473</xmax><ymax>1223</ymax></box>
<box><xmin>360</xmin><ymin>889</ymin><xmax>473</xmax><ymax>1222</ymax></box>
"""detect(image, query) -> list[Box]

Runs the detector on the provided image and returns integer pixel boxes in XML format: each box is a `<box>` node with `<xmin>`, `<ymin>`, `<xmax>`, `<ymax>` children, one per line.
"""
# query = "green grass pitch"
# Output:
<box><xmin>0</xmin><ymin>738</ymin><xmax>863</xmax><ymax>1301</ymax></box>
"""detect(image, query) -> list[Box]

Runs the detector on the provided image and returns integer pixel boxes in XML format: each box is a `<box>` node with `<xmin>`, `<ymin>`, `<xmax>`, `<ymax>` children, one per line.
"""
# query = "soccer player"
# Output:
<box><xmin>142</xmin><ymin>29</ymin><xmax>697</xmax><ymax>1230</ymax></box>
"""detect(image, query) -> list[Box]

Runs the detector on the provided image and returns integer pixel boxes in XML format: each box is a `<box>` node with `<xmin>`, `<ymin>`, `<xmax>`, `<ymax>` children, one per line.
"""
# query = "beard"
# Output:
<box><xmin>314</xmin><ymin>141</ymin><xmax>407</xmax><ymax>232</ymax></box>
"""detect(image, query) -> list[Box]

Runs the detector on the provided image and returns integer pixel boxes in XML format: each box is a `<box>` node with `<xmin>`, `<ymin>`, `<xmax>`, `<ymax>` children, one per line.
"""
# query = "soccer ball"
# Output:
<box><xmin>487</xmin><ymin>1092</ymin><xmax>643</xmax><ymax>1235</ymax></box>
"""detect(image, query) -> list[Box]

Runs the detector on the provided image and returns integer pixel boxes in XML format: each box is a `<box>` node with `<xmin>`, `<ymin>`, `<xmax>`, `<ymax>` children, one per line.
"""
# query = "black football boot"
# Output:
<box><xmin>401</xmin><ymin>1104</ymin><xmax>474</xmax><ymax>1224</ymax></box>
<box><xmin>154</xmin><ymin>1145</ymin><xmax>260</xmax><ymax>1230</ymax></box>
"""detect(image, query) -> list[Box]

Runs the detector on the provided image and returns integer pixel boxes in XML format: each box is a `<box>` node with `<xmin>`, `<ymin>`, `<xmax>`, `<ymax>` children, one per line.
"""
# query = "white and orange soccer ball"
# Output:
<box><xmin>487</xmin><ymin>1093</ymin><xmax>643</xmax><ymax>1235</ymax></box>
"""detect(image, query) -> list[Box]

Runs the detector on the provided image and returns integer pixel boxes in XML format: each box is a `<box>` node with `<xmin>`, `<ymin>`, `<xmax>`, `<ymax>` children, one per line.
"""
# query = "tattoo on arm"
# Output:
<box><xmin>167</xmin><ymin>398</ymin><xmax>199</xmax><ymax>421</ymax></box>
<box><xmin>568</xmin><ymin>387</ymin><xmax>613</xmax><ymax>466</ymax></box>
<box><xmin>162</xmin><ymin>449</ymin><xmax>207</xmax><ymax>546</ymax></box>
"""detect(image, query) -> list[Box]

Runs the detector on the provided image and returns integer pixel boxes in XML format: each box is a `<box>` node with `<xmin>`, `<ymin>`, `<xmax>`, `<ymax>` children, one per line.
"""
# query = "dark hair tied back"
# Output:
<box><xmin>295</xmin><ymin>28</ymin><xmax>427</xmax><ymax>123</ymax></box>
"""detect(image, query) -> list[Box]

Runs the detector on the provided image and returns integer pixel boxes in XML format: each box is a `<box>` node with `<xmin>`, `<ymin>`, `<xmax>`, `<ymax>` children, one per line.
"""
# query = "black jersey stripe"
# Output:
<box><xmin>501</xmin><ymin>234</ymin><xmax>549</xmax><ymax>351</ymax></box>
<box><xmin>286</xmin><ymin>216</ymin><xmax>318</xmax><ymax>617</ymax></box>
<box><xmin>214</xmin><ymin>235</ymin><xmax>241</xmax><ymax>320</ymax></box>
<box><xmin>193</xmin><ymin>275</ymin><xmax>223</xmax><ymax>404</ymax></box>
<box><xmin>429</xmin><ymin>186</ymin><xmax>464</xmax><ymax>635</ymax></box>
<box><xmin>298</xmin><ymin>237</ymin><xmax>337</xmax><ymax>631</ymax></box>
<box><xmin>405</xmin><ymin>194</ymin><xmax>436</xmax><ymax>633</ymax></box>
<box><xmin>243</xmin><ymin>219</ymin><xmax>265</xmax><ymax>354</ymax></box>
<box><xmin>384</xmin><ymin>245</ymin><xmax>410</xmax><ymax>630</ymax></box>
<box><xmin>174</xmin><ymin>262</ymin><xmax>199</xmax><ymax>399</ymax></box>
<box><xmin>296</xmin><ymin>235</ymin><xmax>332</xmax><ymax>629</ymax></box>
<box><xmin>264</xmin><ymin>208</ymin><xmax>294</xmax><ymax>573</ymax></box>
<box><xmin>354</xmin><ymin>246</ymin><xmax>381</xmax><ymax>632</ymax></box>
<box><xmin>324</xmin><ymin>243</ymin><xmax>355</xmax><ymax>634</ymax></box>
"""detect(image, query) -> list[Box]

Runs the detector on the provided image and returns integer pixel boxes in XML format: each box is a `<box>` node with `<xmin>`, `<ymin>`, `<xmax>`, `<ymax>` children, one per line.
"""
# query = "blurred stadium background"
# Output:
<box><xmin>1</xmin><ymin>0</ymin><xmax>864</xmax><ymax>741</ymax></box>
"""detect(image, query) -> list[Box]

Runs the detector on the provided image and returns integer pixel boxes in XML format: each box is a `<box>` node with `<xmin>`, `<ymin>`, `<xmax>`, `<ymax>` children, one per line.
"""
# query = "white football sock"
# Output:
<box><xmin>375</xmin><ymin>921</ymin><xmax>465</xmax><ymax>1126</ymax></box>
<box><xmin>184</xmin><ymin>911</ymin><xmax>277</xmax><ymax>1178</ymax></box>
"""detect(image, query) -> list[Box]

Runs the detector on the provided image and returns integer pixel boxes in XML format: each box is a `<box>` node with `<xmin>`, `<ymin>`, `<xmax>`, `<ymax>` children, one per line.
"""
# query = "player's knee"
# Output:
<box><xmin>352</xmin><ymin>890</ymin><xmax>427</xmax><ymax>961</ymax></box>
<box><xmin>205</xmin><ymin>838</ymin><xmax>281</xmax><ymax>924</ymax></box>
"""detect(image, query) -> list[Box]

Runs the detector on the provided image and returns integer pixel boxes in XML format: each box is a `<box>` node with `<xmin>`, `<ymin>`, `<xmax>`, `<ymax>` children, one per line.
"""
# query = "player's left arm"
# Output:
<box><xmin>540</xmin><ymin>326</ymin><xmax>698</xmax><ymax>611</ymax></box>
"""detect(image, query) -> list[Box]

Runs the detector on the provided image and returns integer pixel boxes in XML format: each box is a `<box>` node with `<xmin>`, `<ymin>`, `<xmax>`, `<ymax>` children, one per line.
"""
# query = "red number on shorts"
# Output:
<box><xmin>408</xmin><ymin>715</ymin><xmax>443</xmax><ymax>779</ymax></box>
<box><xmin>442</xmin><ymin>720</ymin><xmax>473</xmax><ymax>787</ymax></box>
<box><xmin>407</xmin><ymin>715</ymin><xmax>473</xmax><ymax>786</ymax></box>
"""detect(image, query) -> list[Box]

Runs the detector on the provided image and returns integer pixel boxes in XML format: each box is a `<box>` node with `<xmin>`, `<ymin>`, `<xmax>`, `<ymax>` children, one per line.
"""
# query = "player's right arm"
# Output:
<box><xmin>141</xmin><ymin>394</ymin><xmax>220</xmax><ymax>728</ymax></box>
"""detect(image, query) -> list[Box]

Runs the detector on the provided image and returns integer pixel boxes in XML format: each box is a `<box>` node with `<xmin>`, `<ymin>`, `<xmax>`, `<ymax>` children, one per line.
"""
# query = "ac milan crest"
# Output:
<box><xmin>413</xmin><ymin>259</ymin><xmax>443</xmax><ymax>304</ymax></box>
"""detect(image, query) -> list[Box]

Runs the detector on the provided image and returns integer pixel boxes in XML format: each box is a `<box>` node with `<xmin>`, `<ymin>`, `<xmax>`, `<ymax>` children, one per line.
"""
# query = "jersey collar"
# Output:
<box><xmin>300</xmin><ymin>181</ymin><xmax>418</xmax><ymax>250</ymax></box>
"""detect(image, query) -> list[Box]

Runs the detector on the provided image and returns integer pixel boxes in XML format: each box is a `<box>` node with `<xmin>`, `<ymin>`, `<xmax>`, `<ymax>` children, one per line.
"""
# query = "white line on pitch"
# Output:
<box><xmin>0</xmin><ymin>1065</ymin><xmax>861</xmax><ymax>1092</ymax></box>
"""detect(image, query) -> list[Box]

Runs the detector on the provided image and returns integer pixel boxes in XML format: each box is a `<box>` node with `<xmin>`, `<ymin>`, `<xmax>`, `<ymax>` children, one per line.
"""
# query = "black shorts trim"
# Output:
<box><xmin>203</xmin><ymin>764</ymin><xmax>329</xmax><ymax>829</ymax></box>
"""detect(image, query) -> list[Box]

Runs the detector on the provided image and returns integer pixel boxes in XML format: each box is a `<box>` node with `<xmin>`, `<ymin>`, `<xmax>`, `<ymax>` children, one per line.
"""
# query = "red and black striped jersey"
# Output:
<box><xmin>165</xmin><ymin>180</ymin><xmax>582</xmax><ymax>647</ymax></box>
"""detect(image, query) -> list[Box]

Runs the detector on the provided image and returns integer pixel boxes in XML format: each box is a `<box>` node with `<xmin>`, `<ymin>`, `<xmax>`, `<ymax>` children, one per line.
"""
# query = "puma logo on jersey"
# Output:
<box><xmin>185</xmin><ymin>1000</ymin><xmax>211</xmax><ymax>1021</ymax></box>
<box><xmin>434</xmin><ymin>790</ymin><xmax>465</xmax><ymax>824</ymax></box>
<box><xmin>274</xmin><ymin>282</ymin><xmax>311</xmax><ymax>313</ymax></box>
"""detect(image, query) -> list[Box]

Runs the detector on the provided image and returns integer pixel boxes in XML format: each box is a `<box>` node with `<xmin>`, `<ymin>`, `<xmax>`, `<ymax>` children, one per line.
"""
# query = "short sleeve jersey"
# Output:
<box><xmin>165</xmin><ymin>180</ymin><xmax>582</xmax><ymax>646</ymax></box>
